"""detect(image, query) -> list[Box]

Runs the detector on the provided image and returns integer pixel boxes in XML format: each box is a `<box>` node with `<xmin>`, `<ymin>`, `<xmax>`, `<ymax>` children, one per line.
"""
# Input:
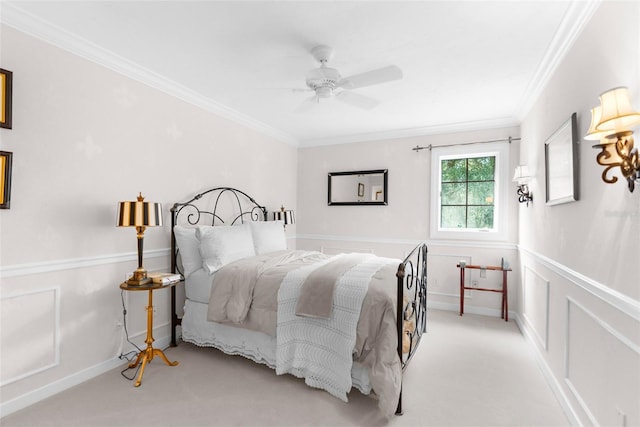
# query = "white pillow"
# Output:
<box><xmin>250</xmin><ymin>221</ymin><xmax>287</xmax><ymax>254</ymax></box>
<box><xmin>173</xmin><ymin>226</ymin><xmax>201</xmax><ymax>278</ymax></box>
<box><xmin>197</xmin><ymin>224</ymin><xmax>255</xmax><ymax>274</ymax></box>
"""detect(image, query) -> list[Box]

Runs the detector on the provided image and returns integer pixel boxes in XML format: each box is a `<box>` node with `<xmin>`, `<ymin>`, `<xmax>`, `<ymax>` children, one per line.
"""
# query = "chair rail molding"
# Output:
<box><xmin>517</xmin><ymin>245</ymin><xmax>640</xmax><ymax>322</ymax></box>
<box><xmin>0</xmin><ymin>248</ymin><xmax>171</xmax><ymax>278</ymax></box>
<box><xmin>297</xmin><ymin>233</ymin><xmax>517</xmax><ymax>250</ymax></box>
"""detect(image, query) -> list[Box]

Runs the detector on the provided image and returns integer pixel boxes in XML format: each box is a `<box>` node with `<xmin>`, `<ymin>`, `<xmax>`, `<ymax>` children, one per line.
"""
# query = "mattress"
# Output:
<box><xmin>184</xmin><ymin>268</ymin><xmax>213</xmax><ymax>304</ymax></box>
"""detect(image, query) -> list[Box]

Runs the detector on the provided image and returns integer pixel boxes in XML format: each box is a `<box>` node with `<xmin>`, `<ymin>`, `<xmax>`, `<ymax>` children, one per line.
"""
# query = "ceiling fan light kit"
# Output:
<box><xmin>299</xmin><ymin>45</ymin><xmax>403</xmax><ymax>110</ymax></box>
<box><xmin>305</xmin><ymin>67</ymin><xmax>341</xmax><ymax>98</ymax></box>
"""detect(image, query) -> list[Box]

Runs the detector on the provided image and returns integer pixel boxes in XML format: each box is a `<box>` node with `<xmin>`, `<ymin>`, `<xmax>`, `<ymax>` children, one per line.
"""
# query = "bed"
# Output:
<box><xmin>169</xmin><ymin>187</ymin><xmax>427</xmax><ymax>417</ymax></box>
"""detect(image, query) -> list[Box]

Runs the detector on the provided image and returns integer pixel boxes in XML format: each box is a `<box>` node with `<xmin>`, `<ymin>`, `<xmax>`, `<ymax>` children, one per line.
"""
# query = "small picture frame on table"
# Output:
<box><xmin>1</xmin><ymin>69</ymin><xmax>13</xmax><ymax>129</ymax></box>
<box><xmin>0</xmin><ymin>151</ymin><xmax>12</xmax><ymax>209</ymax></box>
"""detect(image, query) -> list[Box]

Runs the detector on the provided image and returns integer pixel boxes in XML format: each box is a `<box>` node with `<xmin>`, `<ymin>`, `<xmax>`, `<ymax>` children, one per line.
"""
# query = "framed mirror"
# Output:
<box><xmin>328</xmin><ymin>169</ymin><xmax>388</xmax><ymax>206</ymax></box>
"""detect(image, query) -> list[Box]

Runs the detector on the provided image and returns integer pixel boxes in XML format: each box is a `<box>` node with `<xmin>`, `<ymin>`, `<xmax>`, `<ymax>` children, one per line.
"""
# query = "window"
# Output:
<box><xmin>430</xmin><ymin>142</ymin><xmax>509</xmax><ymax>241</ymax></box>
<box><xmin>440</xmin><ymin>155</ymin><xmax>495</xmax><ymax>229</ymax></box>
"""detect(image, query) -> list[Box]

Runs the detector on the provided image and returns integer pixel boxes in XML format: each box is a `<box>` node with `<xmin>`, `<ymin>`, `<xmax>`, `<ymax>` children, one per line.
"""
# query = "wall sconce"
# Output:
<box><xmin>272</xmin><ymin>205</ymin><xmax>295</xmax><ymax>228</ymax></box>
<box><xmin>513</xmin><ymin>165</ymin><xmax>533</xmax><ymax>205</ymax></box>
<box><xmin>585</xmin><ymin>87</ymin><xmax>640</xmax><ymax>192</ymax></box>
<box><xmin>117</xmin><ymin>193</ymin><xmax>163</xmax><ymax>285</ymax></box>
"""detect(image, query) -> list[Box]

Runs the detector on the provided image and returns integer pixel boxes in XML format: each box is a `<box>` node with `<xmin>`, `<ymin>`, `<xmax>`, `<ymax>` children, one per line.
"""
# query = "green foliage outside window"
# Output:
<box><xmin>440</xmin><ymin>156</ymin><xmax>495</xmax><ymax>229</ymax></box>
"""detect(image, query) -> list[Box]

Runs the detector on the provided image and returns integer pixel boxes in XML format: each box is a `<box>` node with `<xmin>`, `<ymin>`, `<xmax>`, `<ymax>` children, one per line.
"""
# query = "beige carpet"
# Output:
<box><xmin>2</xmin><ymin>310</ymin><xmax>569</xmax><ymax>426</ymax></box>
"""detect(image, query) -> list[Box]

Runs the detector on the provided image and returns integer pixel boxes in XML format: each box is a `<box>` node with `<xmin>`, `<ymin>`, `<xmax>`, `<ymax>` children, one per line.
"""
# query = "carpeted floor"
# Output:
<box><xmin>1</xmin><ymin>310</ymin><xmax>569</xmax><ymax>426</ymax></box>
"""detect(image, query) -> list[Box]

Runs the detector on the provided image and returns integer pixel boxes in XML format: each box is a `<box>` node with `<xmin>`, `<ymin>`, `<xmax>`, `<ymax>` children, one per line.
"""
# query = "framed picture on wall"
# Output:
<box><xmin>1</xmin><ymin>69</ymin><xmax>13</xmax><ymax>129</ymax></box>
<box><xmin>545</xmin><ymin>113</ymin><xmax>579</xmax><ymax>206</ymax></box>
<box><xmin>0</xmin><ymin>151</ymin><xmax>12</xmax><ymax>209</ymax></box>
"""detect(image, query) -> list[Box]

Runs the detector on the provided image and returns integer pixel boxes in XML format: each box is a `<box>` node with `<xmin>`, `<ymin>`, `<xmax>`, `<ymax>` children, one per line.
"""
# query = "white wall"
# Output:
<box><xmin>0</xmin><ymin>25</ymin><xmax>297</xmax><ymax>415</ymax></box>
<box><xmin>3</xmin><ymin>2</ymin><xmax>639</xmax><ymax>424</ymax></box>
<box><xmin>517</xmin><ymin>2</ymin><xmax>640</xmax><ymax>426</ymax></box>
<box><xmin>297</xmin><ymin>126</ymin><xmax>522</xmax><ymax>318</ymax></box>
<box><xmin>296</xmin><ymin>3</ymin><xmax>640</xmax><ymax>426</ymax></box>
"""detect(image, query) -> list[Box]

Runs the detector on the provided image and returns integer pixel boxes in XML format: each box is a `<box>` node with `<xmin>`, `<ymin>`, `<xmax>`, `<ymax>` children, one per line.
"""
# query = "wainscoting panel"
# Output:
<box><xmin>565</xmin><ymin>298</ymin><xmax>640</xmax><ymax>427</ymax></box>
<box><xmin>0</xmin><ymin>288</ymin><xmax>60</xmax><ymax>386</ymax></box>
<box><xmin>427</xmin><ymin>253</ymin><xmax>471</xmax><ymax>299</ymax></box>
<box><xmin>522</xmin><ymin>266</ymin><xmax>549</xmax><ymax>351</ymax></box>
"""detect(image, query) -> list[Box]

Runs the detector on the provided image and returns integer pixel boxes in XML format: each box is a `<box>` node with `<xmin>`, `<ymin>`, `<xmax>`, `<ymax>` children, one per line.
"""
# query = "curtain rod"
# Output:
<box><xmin>412</xmin><ymin>136</ymin><xmax>521</xmax><ymax>152</ymax></box>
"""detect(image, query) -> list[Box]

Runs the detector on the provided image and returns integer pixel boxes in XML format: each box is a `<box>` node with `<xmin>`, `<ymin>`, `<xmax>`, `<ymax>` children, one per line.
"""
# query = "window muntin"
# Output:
<box><xmin>429</xmin><ymin>142</ymin><xmax>509</xmax><ymax>241</ymax></box>
<box><xmin>440</xmin><ymin>155</ymin><xmax>496</xmax><ymax>230</ymax></box>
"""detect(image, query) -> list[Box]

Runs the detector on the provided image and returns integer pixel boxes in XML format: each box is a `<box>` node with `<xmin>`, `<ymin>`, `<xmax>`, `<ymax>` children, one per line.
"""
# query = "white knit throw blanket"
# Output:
<box><xmin>276</xmin><ymin>254</ymin><xmax>380</xmax><ymax>402</ymax></box>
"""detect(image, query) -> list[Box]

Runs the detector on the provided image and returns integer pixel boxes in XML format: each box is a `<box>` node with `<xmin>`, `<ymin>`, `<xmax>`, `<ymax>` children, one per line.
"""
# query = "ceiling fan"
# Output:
<box><xmin>297</xmin><ymin>45</ymin><xmax>403</xmax><ymax>111</ymax></box>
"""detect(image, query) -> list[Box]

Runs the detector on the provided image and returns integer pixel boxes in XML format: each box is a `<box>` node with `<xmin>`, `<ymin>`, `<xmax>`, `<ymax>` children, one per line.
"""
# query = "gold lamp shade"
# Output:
<box><xmin>272</xmin><ymin>205</ymin><xmax>295</xmax><ymax>227</ymax></box>
<box><xmin>117</xmin><ymin>193</ymin><xmax>163</xmax><ymax>285</ymax></box>
<box><xmin>586</xmin><ymin>86</ymin><xmax>640</xmax><ymax>192</ymax></box>
<box><xmin>584</xmin><ymin>106</ymin><xmax>615</xmax><ymax>141</ymax></box>
<box><xmin>596</xmin><ymin>87</ymin><xmax>640</xmax><ymax>132</ymax></box>
<box><xmin>117</xmin><ymin>200</ymin><xmax>163</xmax><ymax>228</ymax></box>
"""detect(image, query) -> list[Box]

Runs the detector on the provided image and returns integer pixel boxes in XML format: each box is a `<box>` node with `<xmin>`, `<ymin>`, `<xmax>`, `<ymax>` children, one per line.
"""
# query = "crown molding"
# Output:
<box><xmin>514</xmin><ymin>0</ymin><xmax>602</xmax><ymax>120</ymax></box>
<box><xmin>0</xmin><ymin>3</ymin><xmax>299</xmax><ymax>147</ymax></box>
<box><xmin>298</xmin><ymin>116</ymin><xmax>520</xmax><ymax>147</ymax></box>
<box><xmin>1</xmin><ymin>1</ymin><xmax>601</xmax><ymax>148</ymax></box>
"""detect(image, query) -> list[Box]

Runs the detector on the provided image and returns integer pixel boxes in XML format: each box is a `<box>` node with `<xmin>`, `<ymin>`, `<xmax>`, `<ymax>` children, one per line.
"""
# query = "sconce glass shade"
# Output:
<box><xmin>596</xmin><ymin>87</ymin><xmax>640</xmax><ymax>132</ymax></box>
<box><xmin>513</xmin><ymin>165</ymin><xmax>533</xmax><ymax>205</ymax></box>
<box><xmin>584</xmin><ymin>106</ymin><xmax>615</xmax><ymax>141</ymax></box>
<box><xmin>272</xmin><ymin>206</ymin><xmax>295</xmax><ymax>226</ymax></box>
<box><xmin>512</xmin><ymin>165</ymin><xmax>531</xmax><ymax>184</ymax></box>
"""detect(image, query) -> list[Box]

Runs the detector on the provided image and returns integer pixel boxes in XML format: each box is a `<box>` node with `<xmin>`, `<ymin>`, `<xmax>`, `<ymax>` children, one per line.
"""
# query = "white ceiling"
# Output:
<box><xmin>2</xmin><ymin>1</ymin><xmax>599</xmax><ymax>146</ymax></box>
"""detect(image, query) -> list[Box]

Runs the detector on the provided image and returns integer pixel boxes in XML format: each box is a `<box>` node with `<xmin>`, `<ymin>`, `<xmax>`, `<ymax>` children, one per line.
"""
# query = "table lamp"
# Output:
<box><xmin>117</xmin><ymin>193</ymin><xmax>163</xmax><ymax>285</ymax></box>
<box><xmin>272</xmin><ymin>205</ymin><xmax>295</xmax><ymax>228</ymax></box>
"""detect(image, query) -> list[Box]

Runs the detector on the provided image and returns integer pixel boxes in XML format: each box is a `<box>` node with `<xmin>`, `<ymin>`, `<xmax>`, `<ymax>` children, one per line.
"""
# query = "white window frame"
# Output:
<box><xmin>430</xmin><ymin>142</ymin><xmax>509</xmax><ymax>241</ymax></box>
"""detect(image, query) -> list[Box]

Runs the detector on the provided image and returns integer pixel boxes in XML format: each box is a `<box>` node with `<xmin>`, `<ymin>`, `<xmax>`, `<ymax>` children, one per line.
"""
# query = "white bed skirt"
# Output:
<box><xmin>181</xmin><ymin>299</ymin><xmax>374</xmax><ymax>396</ymax></box>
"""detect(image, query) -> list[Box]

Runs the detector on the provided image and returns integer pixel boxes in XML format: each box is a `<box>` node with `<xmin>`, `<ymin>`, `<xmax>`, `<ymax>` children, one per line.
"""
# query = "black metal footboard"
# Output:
<box><xmin>395</xmin><ymin>242</ymin><xmax>428</xmax><ymax>414</ymax></box>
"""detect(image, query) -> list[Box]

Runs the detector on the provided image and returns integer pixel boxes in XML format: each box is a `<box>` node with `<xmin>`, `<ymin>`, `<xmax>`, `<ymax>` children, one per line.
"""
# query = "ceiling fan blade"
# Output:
<box><xmin>295</xmin><ymin>95</ymin><xmax>319</xmax><ymax>113</ymax></box>
<box><xmin>339</xmin><ymin>65</ymin><xmax>403</xmax><ymax>90</ymax></box>
<box><xmin>335</xmin><ymin>91</ymin><xmax>379</xmax><ymax>110</ymax></box>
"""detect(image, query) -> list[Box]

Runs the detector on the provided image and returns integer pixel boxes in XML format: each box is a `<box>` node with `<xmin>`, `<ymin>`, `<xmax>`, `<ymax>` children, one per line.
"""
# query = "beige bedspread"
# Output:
<box><xmin>206</xmin><ymin>250</ymin><xmax>402</xmax><ymax>417</ymax></box>
<box><xmin>295</xmin><ymin>253</ymin><xmax>372</xmax><ymax>318</ymax></box>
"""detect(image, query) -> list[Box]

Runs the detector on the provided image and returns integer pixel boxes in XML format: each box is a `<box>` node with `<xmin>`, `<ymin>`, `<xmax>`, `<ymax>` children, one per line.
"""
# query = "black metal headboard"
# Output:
<box><xmin>170</xmin><ymin>186</ymin><xmax>267</xmax><ymax>272</ymax></box>
<box><xmin>169</xmin><ymin>187</ymin><xmax>268</xmax><ymax>346</ymax></box>
<box><xmin>171</xmin><ymin>186</ymin><xmax>267</xmax><ymax>227</ymax></box>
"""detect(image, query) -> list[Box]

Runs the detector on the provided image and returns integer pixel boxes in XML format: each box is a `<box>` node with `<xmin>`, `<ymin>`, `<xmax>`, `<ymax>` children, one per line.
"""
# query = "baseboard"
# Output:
<box><xmin>0</xmin><ymin>336</ymin><xmax>172</xmax><ymax>418</ymax></box>
<box><xmin>512</xmin><ymin>313</ymin><xmax>582</xmax><ymax>427</ymax></box>
<box><xmin>429</xmin><ymin>304</ymin><xmax>582</xmax><ymax>426</ymax></box>
<box><xmin>1</xmin><ymin>306</ymin><xmax>583</xmax><ymax>424</ymax></box>
<box><xmin>427</xmin><ymin>300</ymin><xmax>514</xmax><ymax>320</ymax></box>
